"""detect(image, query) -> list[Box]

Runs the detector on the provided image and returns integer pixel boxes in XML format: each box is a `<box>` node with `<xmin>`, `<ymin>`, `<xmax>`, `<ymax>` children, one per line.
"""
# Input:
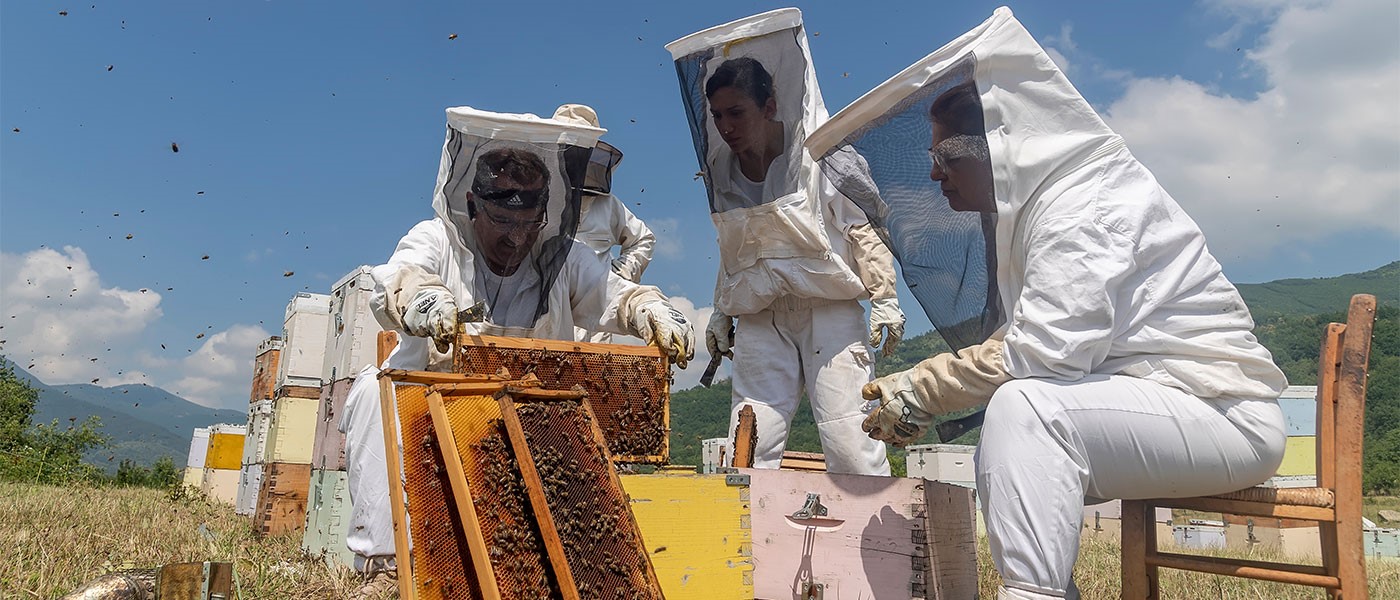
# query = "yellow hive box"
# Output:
<box><xmin>265</xmin><ymin>396</ymin><xmax>318</xmax><ymax>464</ymax></box>
<box><xmin>620</xmin><ymin>472</ymin><xmax>753</xmax><ymax>599</ymax></box>
<box><xmin>204</xmin><ymin>430</ymin><xmax>246</xmax><ymax>471</ymax></box>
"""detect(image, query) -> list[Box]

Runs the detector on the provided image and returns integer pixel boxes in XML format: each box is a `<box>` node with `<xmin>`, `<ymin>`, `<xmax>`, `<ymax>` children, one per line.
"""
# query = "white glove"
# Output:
<box><xmin>705</xmin><ymin>310</ymin><xmax>735</xmax><ymax>359</ymax></box>
<box><xmin>634</xmin><ymin>301</ymin><xmax>695</xmax><ymax>369</ymax></box>
<box><xmin>860</xmin><ymin>370</ymin><xmax>934</xmax><ymax>447</ymax></box>
<box><xmin>869</xmin><ymin>297</ymin><xmax>905</xmax><ymax>357</ymax></box>
<box><xmin>402</xmin><ymin>287</ymin><xmax>457</xmax><ymax>353</ymax></box>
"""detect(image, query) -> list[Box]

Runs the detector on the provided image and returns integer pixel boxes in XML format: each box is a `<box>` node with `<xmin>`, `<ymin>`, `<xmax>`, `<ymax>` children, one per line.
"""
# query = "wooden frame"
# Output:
<box><xmin>1121</xmin><ymin>294</ymin><xmax>1376</xmax><ymax>599</ymax></box>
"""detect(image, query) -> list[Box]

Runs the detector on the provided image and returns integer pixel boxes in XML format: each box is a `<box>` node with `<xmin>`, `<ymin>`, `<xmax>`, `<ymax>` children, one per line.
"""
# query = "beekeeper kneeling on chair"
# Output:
<box><xmin>338</xmin><ymin>106</ymin><xmax>693</xmax><ymax>595</ymax></box>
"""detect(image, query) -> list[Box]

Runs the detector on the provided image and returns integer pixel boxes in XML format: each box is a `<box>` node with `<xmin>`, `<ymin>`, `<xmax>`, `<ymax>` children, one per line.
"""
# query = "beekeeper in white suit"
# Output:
<box><xmin>551</xmin><ymin>104</ymin><xmax>657</xmax><ymax>344</ymax></box>
<box><xmin>807</xmin><ymin>8</ymin><xmax>1286</xmax><ymax>599</ymax></box>
<box><xmin>338</xmin><ymin>106</ymin><xmax>693</xmax><ymax>590</ymax></box>
<box><xmin>667</xmin><ymin>9</ymin><xmax>906</xmax><ymax>476</ymax></box>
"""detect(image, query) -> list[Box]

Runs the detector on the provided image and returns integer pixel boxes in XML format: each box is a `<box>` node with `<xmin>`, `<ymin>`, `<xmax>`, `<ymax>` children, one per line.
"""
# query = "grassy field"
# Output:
<box><xmin>2</xmin><ymin>481</ymin><xmax>1396</xmax><ymax>599</ymax></box>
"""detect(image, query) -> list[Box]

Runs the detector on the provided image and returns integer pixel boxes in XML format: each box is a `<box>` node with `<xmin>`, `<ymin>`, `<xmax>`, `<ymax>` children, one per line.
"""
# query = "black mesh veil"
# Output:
<box><xmin>435</xmin><ymin>113</ymin><xmax>592</xmax><ymax>327</ymax></box>
<box><xmin>815</xmin><ymin>57</ymin><xmax>1002</xmax><ymax>350</ymax></box>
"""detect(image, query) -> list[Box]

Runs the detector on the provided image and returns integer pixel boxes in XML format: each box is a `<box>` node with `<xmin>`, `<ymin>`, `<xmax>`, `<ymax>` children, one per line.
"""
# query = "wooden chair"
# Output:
<box><xmin>1121</xmin><ymin>293</ymin><xmax>1376</xmax><ymax>599</ymax></box>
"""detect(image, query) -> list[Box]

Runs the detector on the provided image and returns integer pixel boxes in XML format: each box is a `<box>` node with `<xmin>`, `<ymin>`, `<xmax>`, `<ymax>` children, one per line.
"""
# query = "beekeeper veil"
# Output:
<box><xmin>667</xmin><ymin>9</ymin><xmax>853</xmax><ymax>315</ymax></box>
<box><xmin>432</xmin><ymin>107</ymin><xmax>602</xmax><ymax>327</ymax></box>
<box><xmin>807</xmin><ymin>8</ymin><xmax>1123</xmax><ymax>350</ymax></box>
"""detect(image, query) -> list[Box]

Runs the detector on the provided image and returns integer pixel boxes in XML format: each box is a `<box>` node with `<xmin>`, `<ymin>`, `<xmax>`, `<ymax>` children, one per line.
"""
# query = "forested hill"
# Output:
<box><xmin>668</xmin><ymin>263</ymin><xmax>1400</xmax><ymax>492</ymax></box>
<box><xmin>1237</xmin><ymin>261</ymin><xmax>1398</xmax><ymax>318</ymax></box>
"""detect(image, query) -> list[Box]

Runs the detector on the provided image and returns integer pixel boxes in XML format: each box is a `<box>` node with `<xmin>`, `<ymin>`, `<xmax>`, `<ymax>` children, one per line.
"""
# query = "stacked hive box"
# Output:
<box><xmin>200</xmin><ymin>424</ymin><xmax>246</xmax><ymax>504</ymax></box>
<box><xmin>249</xmin><ymin>293</ymin><xmax>329</xmax><ymax>537</ymax></box>
<box><xmin>237</xmin><ymin>337</ymin><xmax>282</xmax><ymax>516</ymax></box>
<box><xmin>302</xmin><ymin>266</ymin><xmax>382</xmax><ymax>567</ymax></box>
<box><xmin>181</xmin><ymin>427</ymin><xmax>210</xmax><ymax>491</ymax></box>
<box><xmin>301</xmin><ymin>377</ymin><xmax>354</xmax><ymax>568</ymax></box>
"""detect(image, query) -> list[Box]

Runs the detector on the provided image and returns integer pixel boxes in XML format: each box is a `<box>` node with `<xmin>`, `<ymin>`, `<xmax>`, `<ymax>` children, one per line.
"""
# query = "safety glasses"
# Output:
<box><xmin>927</xmin><ymin>134</ymin><xmax>988</xmax><ymax>173</ymax></box>
<box><xmin>477</xmin><ymin>202</ymin><xmax>548</xmax><ymax>233</ymax></box>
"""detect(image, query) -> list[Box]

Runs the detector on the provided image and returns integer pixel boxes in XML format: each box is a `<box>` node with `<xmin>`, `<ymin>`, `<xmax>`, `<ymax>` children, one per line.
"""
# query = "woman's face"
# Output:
<box><xmin>709</xmin><ymin>86</ymin><xmax>776</xmax><ymax>155</ymax></box>
<box><xmin>929</xmin><ymin>121</ymin><xmax>995</xmax><ymax>213</ymax></box>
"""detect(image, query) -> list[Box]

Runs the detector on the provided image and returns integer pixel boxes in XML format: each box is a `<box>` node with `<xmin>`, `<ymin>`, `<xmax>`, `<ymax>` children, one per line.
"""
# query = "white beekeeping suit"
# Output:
<box><xmin>807</xmin><ymin>8</ymin><xmax>1287</xmax><ymax>599</ymax></box>
<box><xmin>338</xmin><ymin>107</ymin><xmax>694</xmax><ymax>576</ymax></box>
<box><xmin>667</xmin><ymin>9</ymin><xmax>905</xmax><ymax>476</ymax></box>
<box><xmin>552</xmin><ymin>104</ymin><xmax>657</xmax><ymax>344</ymax></box>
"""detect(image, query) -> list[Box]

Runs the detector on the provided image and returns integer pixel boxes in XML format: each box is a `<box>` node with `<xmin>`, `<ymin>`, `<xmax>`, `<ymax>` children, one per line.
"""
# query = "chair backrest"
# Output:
<box><xmin>1314</xmin><ymin>294</ymin><xmax>1375</xmax><ymax>495</ymax></box>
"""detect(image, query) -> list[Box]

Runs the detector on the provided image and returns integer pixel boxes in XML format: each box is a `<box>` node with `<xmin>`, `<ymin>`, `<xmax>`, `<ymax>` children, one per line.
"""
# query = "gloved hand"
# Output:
<box><xmin>402</xmin><ymin>287</ymin><xmax>457</xmax><ymax>353</ymax></box>
<box><xmin>860</xmin><ymin>370</ymin><xmax>935</xmax><ymax>447</ymax></box>
<box><xmin>705</xmin><ymin>310</ymin><xmax>735</xmax><ymax>359</ymax></box>
<box><xmin>860</xmin><ymin>339</ymin><xmax>1013</xmax><ymax>446</ymax></box>
<box><xmin>868</xmin><ymin>297</ymin><xmax>905</xmax><ymax>357</ymax></box>
<box><xmin>634</xmin><ymin>301</ymin><xmax>695</xmax><ymax>368</ymax></box>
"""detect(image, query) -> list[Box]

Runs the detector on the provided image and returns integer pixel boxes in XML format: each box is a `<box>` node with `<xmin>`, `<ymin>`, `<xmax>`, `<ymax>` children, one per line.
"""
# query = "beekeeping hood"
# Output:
<box><xmin>806</xmin><ymin>7</ymin><xmax>1121</xmax><ymax>350</ymax></box>
<box><xmin>668</xmin><ymin>9</ymin><xmax>848</xmax><ymax>314</ymax></box>
<box><xmin>433</xmin><ymin>106</ymin><xmax>603</xmax><ymax>323</ymax></box>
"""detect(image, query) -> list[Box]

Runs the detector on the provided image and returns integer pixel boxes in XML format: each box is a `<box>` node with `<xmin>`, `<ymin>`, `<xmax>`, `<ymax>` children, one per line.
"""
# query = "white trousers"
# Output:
<box><xmin>340</xmin><ymin>365</ymin><xmax>398</xmax><ymax>561</ymax></box>
<box><xmin>977</xmin><ymin>375</ymin><xmax>1285</xmax><ymax>599</ymax></box>
<box><xmin>726</xmin><ymin>297</ymin><xmax>890</xmax><ymax>475</ymax></box>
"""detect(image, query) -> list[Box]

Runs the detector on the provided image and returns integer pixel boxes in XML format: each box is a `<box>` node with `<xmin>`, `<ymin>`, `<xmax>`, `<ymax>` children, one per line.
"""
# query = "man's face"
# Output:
<box><xmin>929</xmin><ymin>121</ymin><xmax>996</xmax><ymax>213</ymax></box>
<box><xmin>470</xmin><ymin>176</ymin><xmax>547</xmax><ymax>275</ymax></box>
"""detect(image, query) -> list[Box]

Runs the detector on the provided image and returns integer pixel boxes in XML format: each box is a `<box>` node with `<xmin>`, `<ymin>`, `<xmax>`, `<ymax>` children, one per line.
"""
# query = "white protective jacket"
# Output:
<box><xmin>576</xmin><ymin>193</ymin><xmax>655</xmax><ymax>282</ymax></box>
<box><xmin>667</xmin><ymin>8</ymin><xmax>897</xmax><ymax>317</ymax></box>
<box><xmin>808</xmin><ymin>7</ymin><xmax>1286</xmax><ymax>413</ymax></box>
<box><xmin>369</xmin><ymin>108</ymin><xmax>670</xmax><ymax>370</ymax></box>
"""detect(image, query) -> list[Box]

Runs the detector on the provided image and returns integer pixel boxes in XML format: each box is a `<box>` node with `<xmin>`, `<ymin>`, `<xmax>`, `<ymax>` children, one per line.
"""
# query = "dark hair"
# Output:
<box><xmin>705</xmin><ymin>57</ymin><xmax>775</xmax><ymax>106</ymax></box>
<box><xmin>929</xmin><ymin>82</ymin><xmax>985</xmax><ymax>136</ymax></box>
<box><xmin>476</xmin><ymin>147</ymin><xmax>548</xmax><ymax>188</ymax></box>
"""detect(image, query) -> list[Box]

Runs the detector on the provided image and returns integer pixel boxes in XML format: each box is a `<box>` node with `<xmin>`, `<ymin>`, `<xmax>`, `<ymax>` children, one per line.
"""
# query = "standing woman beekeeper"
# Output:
<box><xmin>667</xmin><ymin>8</ymin><xmax>906</xmax><ymax>475</ymax></box>
<box><xmin>807</xmin><ymin>8</ymin><xmax>1287</xmax><ymax>599</ymax></box>
<box><xmin>337</xmin><ymin>107</ymin><xmax>693</xmax><ymax>592</ymax></box>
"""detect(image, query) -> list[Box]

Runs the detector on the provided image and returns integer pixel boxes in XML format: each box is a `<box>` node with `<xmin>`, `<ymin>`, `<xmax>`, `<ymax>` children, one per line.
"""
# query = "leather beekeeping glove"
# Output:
<box><xmin>861</xmin><ymin>339</ymin><xmax>1011</xmax><ymax>446</ymax></box>
<box><xmin>402</xmin><ymin>287</ymin><xmax>457</xmax><ymax>354</ymax></box>
<box><xmin>705</xmin><ymin>310</ymin><xmax>735</xmax><ymax>359</ymax></box>
<box><xmin>633</xmin><ymin>300</ymin><xmax>695</xmax><ymax>369</ymax></box>
<box><xmin>868</xmin><ymin>297</ymin><xmax>906</xmax><ymax>357</ymax></box>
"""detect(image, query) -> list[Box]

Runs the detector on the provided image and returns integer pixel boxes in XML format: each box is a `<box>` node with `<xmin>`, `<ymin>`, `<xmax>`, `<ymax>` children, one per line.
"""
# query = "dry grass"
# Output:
<box><xmin>0</xmin><ymin>481</ymin><xmax>362</xmax><ymax>599</ymax></box>
<box><xmin>3</xmin><ymin>480</ymin><xmax>1396</xmax><ymax>599</ymax></box>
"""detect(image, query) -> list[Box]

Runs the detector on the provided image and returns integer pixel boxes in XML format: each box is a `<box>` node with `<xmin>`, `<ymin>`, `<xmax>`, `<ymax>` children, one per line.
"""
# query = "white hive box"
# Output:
<box><xmin>321</xmin><ymin>266</ymin><xmax>384</xmax><ymax>382</ymax></box>
<box><xmin>701</xmin><ymin>437</ymin><xmax>728</xmax><ymax>473</ymax></box>
<box><xmin>905</xmin><ymin>443</ymin><xmax>976</xmax><ymax>488</ymax></box>
<box><xmin>201</xmin><ymin>467</ymin><xmax>240</xmax><ymax>505</ymax></box>
<box><xmin>264</xmin><ymin>396</ymin><xmax>318</xmax><ymax>464</ymax></box>
<box><xmin>236</xmin><ymin>462</ymin><xmax>265</xmax><ymax>517</ymax></box>
<box><xmin>276</xmin><ymin>292</ymin><xmax>331</xmax><ymax>389</ymax></box>
<box><xmin>185</xmin><ymin>427</ymin><xmax>210</xmax><ymax>470</ymax></box>
<box><xmin>301</xmin><ymin>468</ymin><xmax>354</xmax><ymax>569</ymax></box>
<box><xmin>241</xmin><ymin>400</ymin><xmax>274</xmax><ymax>466</ymax></box>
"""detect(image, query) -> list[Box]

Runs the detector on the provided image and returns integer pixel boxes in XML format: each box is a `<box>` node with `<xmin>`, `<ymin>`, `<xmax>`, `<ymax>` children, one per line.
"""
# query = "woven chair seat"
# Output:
<box><xmin>1206</xmin><ymin>485</ymin><xmax>1335</xmax><ymax>509</ymax></box>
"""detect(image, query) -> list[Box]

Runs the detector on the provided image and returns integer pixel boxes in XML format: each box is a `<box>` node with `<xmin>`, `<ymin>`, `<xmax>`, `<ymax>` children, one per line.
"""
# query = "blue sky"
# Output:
<box><xmin>3</xmin><ymin>1</ymin><xmax>1397</xmax><ymax>409</ymax></box>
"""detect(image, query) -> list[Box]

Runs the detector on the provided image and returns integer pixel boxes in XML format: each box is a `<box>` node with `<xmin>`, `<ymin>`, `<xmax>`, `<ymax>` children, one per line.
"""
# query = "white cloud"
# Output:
<box><xmin>1103</xmin><ymin>0</ymin><xmax>1400</xmax><ymax>261</ymax></box>
<box><xmin>165</xmin><ymin>325</ymin><xmax>271</xmax><ymax>409</ymax></box>
<box><xmin>0</xmin><ymin>246</ymin><xmax>272</xmax><ymax>409</ymax></box>
<box><xmin>646</xmin><ymin>218</ymin><xmax>685</xmax><ymax>260</ymax></box>
<box><xmin>0</xmin><ymin>246</ymin><xmax>162</xmax><ymax>383</ymax></box>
